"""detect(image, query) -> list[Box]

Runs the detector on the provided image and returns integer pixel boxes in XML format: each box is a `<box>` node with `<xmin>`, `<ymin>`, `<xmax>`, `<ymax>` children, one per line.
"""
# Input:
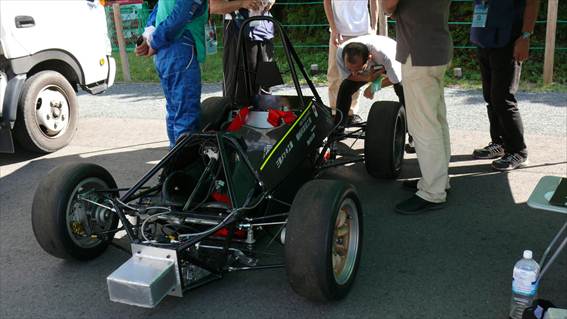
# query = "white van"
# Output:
<box><xmin>0</xmin><ymin>0</ymin><xmax>116</xmax><ymax>153</ymax></box>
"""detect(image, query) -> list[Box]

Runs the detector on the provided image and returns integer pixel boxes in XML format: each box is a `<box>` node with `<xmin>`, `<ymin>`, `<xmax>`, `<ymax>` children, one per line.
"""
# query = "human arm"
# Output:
<box><xmin>514</xmin><ymin>0</ymin><xmax>540</xmax><ymax>62</ymax></box>
<box><xmin>349</xmin><ymin>68</ymin><xmax>381</xmax><ymax>83</ymax></box>
<box><xmin>378</xmin><ymin>50</ymin><xmax>401</xmax><ymax>84</ymax></box>
<box><xmin>209</xmin><ymin>0</ymin><xmax>261</xmax><ymax>14</ymax></box>
<box><xmin>369</xmin><ymin>0</ymin><xmax>379</xmax><ymax>33</ymax></box>
<box><xmin>362</xmin><ymin>71</ymin><xmax>391</xmax><ymax>99</ymax></box>
<box><xmin>265</xmin><ymin>0</ymin><xmax>276</xmax><ymax>12</ymax></box>
<box><xmin>135</xmin><ymin>4</ymin><xmax>158</xmax><ymax>57</ymax></box>
<box><xmin>146</xmin><ymin>4</ymin><xmax>157</xmax><ymax>27</ymax></box>
<box><xmin>381</xmin><ymin>0</ymin><xmax>399</xmax><ymax>17</ymax></box>
<box><xmin>324</xmin><ymin>0</ymin><xmax>342</xmax><ymax>47</ymax></box>
<box><xmin>149</xmin><ymin>0</ymin><xmax>206</xmax><ymax>50</ymax></box>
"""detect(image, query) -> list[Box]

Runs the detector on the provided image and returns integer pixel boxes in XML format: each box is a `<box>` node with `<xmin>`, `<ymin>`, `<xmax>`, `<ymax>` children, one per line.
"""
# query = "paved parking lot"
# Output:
<box><xmin>1</xmin><ymin>83</ymin><xmax>566</xmax><ymax>318</ymax></box>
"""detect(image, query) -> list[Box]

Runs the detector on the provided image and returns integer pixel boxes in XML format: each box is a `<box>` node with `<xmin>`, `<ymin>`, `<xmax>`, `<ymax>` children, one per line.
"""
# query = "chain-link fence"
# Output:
<box><xmin>107</xmin><ymin>1</ymin><xmax>565</xmax><ymax>83</ymax></box>
<box><xmin>106</xmin><ymin>3</ymin><xmax>150</xmax><ymax>52</ymax></box>
<box><xmin>106</xmin><ymin>1</ymin><xmax>566</xmax><ymax>52</ymax></box>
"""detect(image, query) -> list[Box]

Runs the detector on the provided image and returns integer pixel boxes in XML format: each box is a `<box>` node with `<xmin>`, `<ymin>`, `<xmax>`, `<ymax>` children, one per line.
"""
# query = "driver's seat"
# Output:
<box><xmin>199</xmin><ymin>97</ymin><xmax>232</xmax><ymax>131</ymax></box>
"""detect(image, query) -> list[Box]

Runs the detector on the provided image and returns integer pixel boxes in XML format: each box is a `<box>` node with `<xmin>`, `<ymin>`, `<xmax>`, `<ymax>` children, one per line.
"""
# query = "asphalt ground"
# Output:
<box><xmin>0</xmin><ymin>83</ymin><xmax>566</xmax><ymax>319</ymax></box>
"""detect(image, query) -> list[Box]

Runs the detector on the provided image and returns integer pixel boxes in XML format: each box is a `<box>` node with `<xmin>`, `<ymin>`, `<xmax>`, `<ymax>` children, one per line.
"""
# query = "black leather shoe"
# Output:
<box><xmin>395</xmin><ymin>195</ymin><xmax>446</xmax><ymax>215</ymax></box>
<box><xmin>402</xmin><ymin>179</ymin><xmax>450</xmax><ymax>192</ymax></box>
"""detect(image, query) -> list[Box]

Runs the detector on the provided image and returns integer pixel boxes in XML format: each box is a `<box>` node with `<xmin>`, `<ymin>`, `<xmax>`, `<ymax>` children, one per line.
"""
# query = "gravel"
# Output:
<box><xmin>79</xmin><ymin>82</ymin><xmax>567</xmax><ymax>137</ymax></box>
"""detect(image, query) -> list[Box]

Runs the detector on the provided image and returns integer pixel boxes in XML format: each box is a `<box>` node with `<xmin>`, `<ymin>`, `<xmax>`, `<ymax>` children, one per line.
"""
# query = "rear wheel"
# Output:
<box><xmin>364</xmin><ymin>101</ymin><xmax>406</xmax><ymax>178</ymax></box>
<box><xmin>14</xmin><ymin>70</ymin><xmax>78</xmax><ymax>153</ymax></box>
<box><xmin>32</xmin><ymin>163</ymin><xmax>118</xmax><ymax>260</ymax></box>
<box><xmin>285</xmin><ymin>179</ymin><xmax>363</xmax><ymax>301</ymax></box>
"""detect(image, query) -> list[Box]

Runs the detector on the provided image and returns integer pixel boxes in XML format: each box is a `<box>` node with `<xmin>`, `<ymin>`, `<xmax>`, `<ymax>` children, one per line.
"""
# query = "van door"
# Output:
<box><xmin>0</xmin><ymin>0</ymin><xmax>111</xmax><ymax>83</ymax></box>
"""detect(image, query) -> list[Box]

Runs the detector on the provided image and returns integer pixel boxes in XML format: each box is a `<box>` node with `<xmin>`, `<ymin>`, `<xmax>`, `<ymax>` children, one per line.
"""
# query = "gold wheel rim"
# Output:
<box><xmin>332</xmin><ymin>198</ymin><xmax>359</xmax><ymax>285</ymax></box>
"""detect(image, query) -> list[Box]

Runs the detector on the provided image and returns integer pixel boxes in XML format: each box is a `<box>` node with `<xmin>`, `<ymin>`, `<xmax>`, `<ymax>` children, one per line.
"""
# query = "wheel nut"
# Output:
<box><xmin>46</xmin><ymin>114</ymin><xmax>50</xmax><ymax>120</ymax></box>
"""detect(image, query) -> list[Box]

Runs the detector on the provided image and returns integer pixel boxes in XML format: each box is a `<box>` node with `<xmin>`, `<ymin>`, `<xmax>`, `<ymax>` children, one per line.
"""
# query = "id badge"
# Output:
<box><xmin>472</xmin><ymin>3</ymin><xmax>489</xmax><ymax>28</ymax></box>
<box><xmin>205</xmin><ymin>20</ymin><xmax>217</xmax><ymax>55</ymax></box>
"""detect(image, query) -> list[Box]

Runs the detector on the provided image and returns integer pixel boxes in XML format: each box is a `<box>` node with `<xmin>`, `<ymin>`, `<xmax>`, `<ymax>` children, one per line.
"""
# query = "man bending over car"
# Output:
<box><xmin>335</xmin><ymin>34</ymin><xmax>404</xmax><ymax>127</ymax></box>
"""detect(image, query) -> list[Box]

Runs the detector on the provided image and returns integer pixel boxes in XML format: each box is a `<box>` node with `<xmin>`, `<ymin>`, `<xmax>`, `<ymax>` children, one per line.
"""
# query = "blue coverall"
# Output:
<box><xmin>147</xmin><ymin>1</ymin><xmax>206</xmax><ymax>147</ymax></box>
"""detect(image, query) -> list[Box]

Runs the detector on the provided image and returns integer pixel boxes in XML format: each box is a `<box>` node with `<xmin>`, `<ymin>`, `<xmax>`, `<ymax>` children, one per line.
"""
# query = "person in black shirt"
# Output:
<box><xmin>470</xmin><ymin>0</ymin><xmax>540</xmax><ymax>171</ymax></box>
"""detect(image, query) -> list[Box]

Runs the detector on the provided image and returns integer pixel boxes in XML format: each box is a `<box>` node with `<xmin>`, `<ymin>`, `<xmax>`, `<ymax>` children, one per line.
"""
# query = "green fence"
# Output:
<box><xmin>106</xmin><ymin>3</ymin><xmax>150</xmax><ymax>52</ymax></box>
<box><xmin>107</xmin><ymin>2</ymin><xmax>566</xmax><ymax>52</ymax></box>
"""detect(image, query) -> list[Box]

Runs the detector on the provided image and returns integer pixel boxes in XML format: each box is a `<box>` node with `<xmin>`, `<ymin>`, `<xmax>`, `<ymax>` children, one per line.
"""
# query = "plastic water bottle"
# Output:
<box><xmin>509</xmin><ymin>250</ymin><xmax>540</xmax><ymax>319</ymax></box>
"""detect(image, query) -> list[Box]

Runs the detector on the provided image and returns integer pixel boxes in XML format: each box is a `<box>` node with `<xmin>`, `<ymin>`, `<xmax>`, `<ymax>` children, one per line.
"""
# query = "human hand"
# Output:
<box><xmin>382</xmin><ymin>0</ymin><xmax>398</xmax><ymax>17</ymax></box>
<box><xmin>368</xmin><ymin>68</ymin><xmax>381</xmax><ymax>82</ymax></box>
<box><xmin>363</xmin><ymin>86</ymin><xmax>374</xmax><ymax>99</ymax></box>
<box><xmin>331</xmin><ymin>30</ymin><xmax>343</xmax><ymax>47</ymax></box>
<box><xmin>135</xmin><ymin>40</ymin><xmax>149</xmax><ymax>56</ymax></box>
<box><xmin>241</xmin><ymin>0</ymin><xmax>261</xmax><ymax>11</ymax></box>
<box><xmin>135</xmin><ymin>39</ymin><xmax>156</xmax><ymax>57</ymax></box>
<box><xmin>513</xmin><ymin>37</ymin><xmax>530</xmax><ymax>62</ymax></box>
<box><xmin>147</xmin><ymin>45</ymin><xmax>156</xmax><ymax>57</ymax></box>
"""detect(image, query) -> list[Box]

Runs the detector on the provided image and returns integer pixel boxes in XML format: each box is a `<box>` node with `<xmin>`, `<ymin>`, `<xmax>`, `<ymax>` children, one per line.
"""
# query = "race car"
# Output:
<box><xmin>31</xmin><ymin>17</ymin><xmax>407</xmax><ymax>308</ymax></box>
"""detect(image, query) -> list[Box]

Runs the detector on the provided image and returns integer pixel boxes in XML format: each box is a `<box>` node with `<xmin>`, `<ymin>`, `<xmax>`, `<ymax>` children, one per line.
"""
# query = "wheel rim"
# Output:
<box><xmin>66</xmin><ymin>177</ymin><xmax>113</xmax><ymax>249</ymax></box>
<box><xmin>34</xmin><ymin>85</ymin><xmax>70</xmax><ymax>137</ymax></box>
<box><xmin>392</xmin><ymin>110</ymin><xmax>406</xmax><ymax>169</ymax></box>
<box><xmin>332</xmin><ymin>198</ymin><xmax>360</xmax><ymax>285</ymax></box>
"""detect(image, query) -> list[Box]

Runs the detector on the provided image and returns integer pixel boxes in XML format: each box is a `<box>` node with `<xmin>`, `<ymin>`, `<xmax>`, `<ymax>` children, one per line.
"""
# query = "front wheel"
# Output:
<box><xmin>364</xmin><ymin>101</ymin><xmax>406</xmax><ymax>178</ymax></box>
<box><xmin>285</xmin><ymin>179</ymin><xmax>363</xmax><ymax>301</ymax></box>
<box><xmin>14</xmin><ymin>70</ymin><xmax>79</xmax><ymax>153</ymax></box>
<box><xmin>32</xmin><ymin>163</ymin><xmax>119</xmax><ymax>260</ymax></box>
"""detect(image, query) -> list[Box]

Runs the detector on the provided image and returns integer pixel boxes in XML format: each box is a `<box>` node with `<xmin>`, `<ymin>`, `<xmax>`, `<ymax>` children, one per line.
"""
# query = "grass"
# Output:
<box><xmin>113</xmin><ymin>51</ymin><xmax>226</xmax><ymax>82</ymax></box>
<box><xmin>113</xmin><ymin>49</ymin><xmax>567</xmax><ymax>92</ymax></box>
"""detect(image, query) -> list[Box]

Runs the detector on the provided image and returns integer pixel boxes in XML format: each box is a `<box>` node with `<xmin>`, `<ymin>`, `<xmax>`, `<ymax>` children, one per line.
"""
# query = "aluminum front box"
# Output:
<box><xmin>107</xmin><ymin>244</ymin><xmax>182</xmax><ymax>308</ymax></box>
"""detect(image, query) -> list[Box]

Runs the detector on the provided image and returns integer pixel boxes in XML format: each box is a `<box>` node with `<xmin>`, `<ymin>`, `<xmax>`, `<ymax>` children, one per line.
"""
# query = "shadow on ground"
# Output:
<box><xmin>1</xmin><ymin>146</ymin><xmax>566</xmax><ymax>319</ymax></box>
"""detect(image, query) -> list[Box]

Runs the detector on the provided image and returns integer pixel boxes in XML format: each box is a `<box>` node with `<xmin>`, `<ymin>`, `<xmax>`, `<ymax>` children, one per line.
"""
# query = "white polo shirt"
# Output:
<box><xmin>336</xmin><ymin>35</ymin><xmax>402</xmax><ymax>84</ymax></box>
<box><xmin>332</xmin><ymin>0</ymin><xmax>371</xmax><ymax>36</ymax></box>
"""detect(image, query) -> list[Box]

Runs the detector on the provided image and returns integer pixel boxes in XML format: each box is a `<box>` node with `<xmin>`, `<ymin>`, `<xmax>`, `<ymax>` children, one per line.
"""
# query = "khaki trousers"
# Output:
<box><xmin>327</xmin><ymin>35</ymin><xmax>360</xmax><ymax>112</ymax></box>
<box><xmin>402</xmin><ymin>55</ymin><xmax>451</xmax><ymax>203</ymax></box>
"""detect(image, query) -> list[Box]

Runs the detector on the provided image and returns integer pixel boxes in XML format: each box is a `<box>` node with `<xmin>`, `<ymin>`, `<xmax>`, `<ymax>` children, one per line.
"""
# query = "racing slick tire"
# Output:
<box><xmin>285</xmin><ymin>179</ymin><xmax>363</xmax><ymax>301</ymax></box>
<box><xmin>199</xmin><ymin>96</ymin><xmax>232</xmax><ymax>131</ymax></box>
<box><xmin>364</xmin><ymin>101</ymin><xmax>406</xmax><ymax>178</ymax></box>
<box><xmin>14</xmin><ymin>70</ymin><xmax>79</xmax><ymax>153</ymax></box>
<box><xmin>32</xmin><ymin>163</ymin><xmax>119</xmax><ymax>261</ymax></box>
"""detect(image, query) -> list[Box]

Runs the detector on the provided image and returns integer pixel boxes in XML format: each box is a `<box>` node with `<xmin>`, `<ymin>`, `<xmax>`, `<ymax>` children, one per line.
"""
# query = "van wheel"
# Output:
<box><xmin>14</xmin><ymin>70</ymin><xmax>78</xmax><ymax>153</ymax></box>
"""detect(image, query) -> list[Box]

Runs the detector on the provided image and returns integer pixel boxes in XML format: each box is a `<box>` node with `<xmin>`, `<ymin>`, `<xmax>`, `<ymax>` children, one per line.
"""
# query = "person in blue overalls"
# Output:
<box><xmin>470</xmin><ymin>0</ymin><xmax>540</xmax><ymax>170</ymax></box>
<box><xmin>135</xmin><ymin>0</ymin><xmax>208</xmax><ymax>148</ymax></box>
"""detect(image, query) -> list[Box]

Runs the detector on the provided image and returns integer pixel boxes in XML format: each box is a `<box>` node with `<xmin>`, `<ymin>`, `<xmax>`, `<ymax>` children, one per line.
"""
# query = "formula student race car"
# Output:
<box><xmin>31</xmin><ymin>17</ymin><xmax>407</xmax><ymax>308</ymax></box>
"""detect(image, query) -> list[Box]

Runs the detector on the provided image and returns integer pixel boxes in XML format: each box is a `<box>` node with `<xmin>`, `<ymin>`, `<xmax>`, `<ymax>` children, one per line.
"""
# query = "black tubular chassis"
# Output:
<box><xmin>32</xmin><ymin>16</ymin><xmax>405</xmax><ymax>306</ymax></box>
<box><xmin>103</xmin><ymin>15</ymin><xmax>366</xmax><ymax>270</ymax></box>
